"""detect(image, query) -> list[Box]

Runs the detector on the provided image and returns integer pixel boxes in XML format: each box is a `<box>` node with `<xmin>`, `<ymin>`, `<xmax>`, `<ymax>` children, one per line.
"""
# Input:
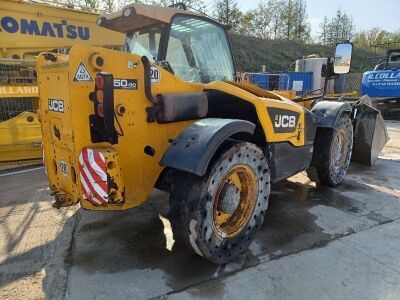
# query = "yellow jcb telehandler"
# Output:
<box><xmin>37</xmin><ymin>4</ymin><xmax>388</xmax><ymax>263</ymax></box>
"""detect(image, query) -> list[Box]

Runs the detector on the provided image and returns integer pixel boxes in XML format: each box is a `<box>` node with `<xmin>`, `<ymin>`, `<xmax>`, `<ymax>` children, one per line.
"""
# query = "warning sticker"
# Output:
<box><xmin>73</xmin><ymin>61</ymin><xmax>93</xmax><ymax>82</ymax></box>
<box><xmin>150</xmin><ymin>66</ymin><xmax>161</xmax><ymax>84</ymax></box>
<box><xmin>60</xmin><ymin>160</ymin><xmax>68</xmax><ymax>177</ymax></box>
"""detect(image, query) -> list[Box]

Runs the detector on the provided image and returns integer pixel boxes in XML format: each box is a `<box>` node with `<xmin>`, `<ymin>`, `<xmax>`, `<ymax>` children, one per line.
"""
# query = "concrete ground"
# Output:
<box><xmin>0</xmin><ymin>121</ymin><xmax>399</xmax><ymax>300</ymax></box>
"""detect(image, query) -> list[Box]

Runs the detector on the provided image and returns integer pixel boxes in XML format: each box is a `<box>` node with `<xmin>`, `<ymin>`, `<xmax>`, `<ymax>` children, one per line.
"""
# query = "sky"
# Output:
<box><xmin>216</xmin><ymin>0</ymin><xmax>400</xmax><ymax>37</ymax></box>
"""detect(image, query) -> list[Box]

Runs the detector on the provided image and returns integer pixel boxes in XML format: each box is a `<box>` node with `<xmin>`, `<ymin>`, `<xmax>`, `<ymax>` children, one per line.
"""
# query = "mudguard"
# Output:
<box><xmin>312</xmin><ymin>101</ymin><xmax>352</xmax><ymax>128</ymax></box>
<box><xmin>160</xmin><ymin>118</ymin><xmax>255</xmax><ymax>176</ymax></box>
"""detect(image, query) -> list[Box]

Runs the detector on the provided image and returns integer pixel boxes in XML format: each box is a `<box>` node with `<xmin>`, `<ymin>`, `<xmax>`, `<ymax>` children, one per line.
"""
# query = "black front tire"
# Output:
<box><xmin>169</xmin><ymin>142</ymin><xmax>271</xmax><ymax>264</ymax></box>
<box><xmin>307</xmin><ymin>114</ymin><xmax>353</xmax><ymax>187</ymax></box>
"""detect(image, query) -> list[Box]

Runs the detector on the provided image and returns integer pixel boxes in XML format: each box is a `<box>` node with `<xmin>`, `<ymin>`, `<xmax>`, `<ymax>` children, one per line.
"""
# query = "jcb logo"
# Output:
<box><xmin>275</xmin><ymin>115</ymin><xmax>296</xmax><ymax>128</ymax></box>
<box><xmin>48</xmin><ymin>99</ymin><xmax>64</xmax><ymax>113</ymax></box>
<box><xmin>267</xmin><ymin>107</ymin><xmax>299</xmax><ymax>133</ymax></box>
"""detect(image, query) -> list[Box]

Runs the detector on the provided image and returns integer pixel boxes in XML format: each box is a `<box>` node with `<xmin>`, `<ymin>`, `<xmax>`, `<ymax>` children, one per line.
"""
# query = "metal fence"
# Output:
<box><xmin>240</xmin><ymin>71</ymin><xmax>364</xmax><ymax>97</ymax></box>
<box><xmin>0</xmin><ymin>97</ymin><xmax>38</xmax><ymax>121</ymax></box>
<box><xmin>343</xmin><ymin>73</ymin><xmax>363</xmax><ymax>95</ymax></box>
<box><xmin>0</xmin><ymin>59</ymin><xmax>42</xmax><ymax>173</ymax></box>
<box><xmin>0</xmin><ymin>59</ymin><xmax>37</xmax><ymax>85</ymax></box>
<box><xmin>242</xmin><ymin>73</ymin><xmax>291</xmax><ymax>91</ymax></box>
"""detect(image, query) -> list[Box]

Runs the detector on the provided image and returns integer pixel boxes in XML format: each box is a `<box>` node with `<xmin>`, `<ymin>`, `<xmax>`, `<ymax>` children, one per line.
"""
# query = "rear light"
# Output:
<box><xmin>95</xmin><ymin>75</ymin><xmax>105</xmax><ymax>90</ymax></box>
<box><xmin>96</xmin><ymin>90</ymin><xmax>104</xmax><ymax>103</ymax></box>
<box><xmin>89</xmin><ymin>72</ymin><xmax>118</xmax><ymax>144</ymax></box>
<box><xmin>93</xmin><ymin>73</ymin><xmax>108</xmax><ymax>117</ymax></box>
<box><xmin>97</xmin><ymin>104</ymin><xmax>104</xmax><ymax>117</ymax></box>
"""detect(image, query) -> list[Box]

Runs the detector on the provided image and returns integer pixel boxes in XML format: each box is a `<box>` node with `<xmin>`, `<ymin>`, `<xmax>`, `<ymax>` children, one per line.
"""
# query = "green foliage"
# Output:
<box><xmin>212</xmin><ymin>0</ymin><xmax>242</xmax><ymax>31</ymax></box>
<box><xmin>225</xmin><ymin>0</ymin><xmax>310</xmax><ymax>42</ymax></box>
<box><xmin>279</xmin><ymin>0</ymin><xmax>310</xmax><ymax>41</ymax></box>
<box><xmin>157</xmin><ymin>0</ymin><xmax>207</xmax><ymax>12</ymax></box>
<box><xmin>353</xmin><ymin>28</ymin><xmax>400</xmax><ymax>53</ymax></box>
<box><xmin>318</xmin><ymin>9</ymin><xmax>355</xmax><ymax>45</ymax></box>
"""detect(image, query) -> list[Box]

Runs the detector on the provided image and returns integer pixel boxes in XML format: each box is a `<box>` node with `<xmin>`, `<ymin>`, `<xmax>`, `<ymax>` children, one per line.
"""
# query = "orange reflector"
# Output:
<box><xmin>97</xmin><ymin>104</ymin><xmax>104</xmax><ymax>118</ymax></box>
<box><xmin>96</xmin><ymin>90</ymin><xmax>104</xmax><ymax>103</ymax></box>
<box><xmin>95</xmin><ymin>75</ymin><xmax>105</xmax><ymax>90</ymax></box>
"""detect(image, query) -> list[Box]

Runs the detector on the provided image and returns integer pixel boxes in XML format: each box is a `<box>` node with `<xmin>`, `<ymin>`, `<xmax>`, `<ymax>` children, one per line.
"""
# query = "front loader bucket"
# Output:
<box><xmin>351</xmin><ymin>103</ymin><xmax>389</xmax><ymax>165</ymax></box>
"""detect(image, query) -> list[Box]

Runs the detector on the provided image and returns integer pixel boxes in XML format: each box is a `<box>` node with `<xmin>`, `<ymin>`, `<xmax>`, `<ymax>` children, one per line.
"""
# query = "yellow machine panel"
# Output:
<box><xmin>38</xmin><ymin>46</ymin><xmax>200</xmax><ymax>209</ymax></box>
<box><xmin>0</xmin><ymin>0</ymin><xmax>125</xmax><ymax>166</ymax></box>
<box><xmin>0</xmin><ymin>0</ymin><xmax>124</xmax><ymax>58</ymax></box>
<box><xmin>205</xmin><ymin>81</ymin><xmax>306</xmax><ymax>147</ymax></box>
<box><xmin>0</xmin><ymin>111</ymin><xmax>41</xmax><ymax>162</ymax></box>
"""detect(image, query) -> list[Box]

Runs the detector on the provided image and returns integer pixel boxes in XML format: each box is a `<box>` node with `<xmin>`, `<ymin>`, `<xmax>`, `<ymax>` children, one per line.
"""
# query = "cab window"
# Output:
<box><xmin>166</xmin><ymin>16</ymin><xmax>235</xmax><ymax>83</ymax></box>
<box><xmin>125</xmin><ymin>27</ymin><xmax>161</xmax><ymax>60</ymax></box>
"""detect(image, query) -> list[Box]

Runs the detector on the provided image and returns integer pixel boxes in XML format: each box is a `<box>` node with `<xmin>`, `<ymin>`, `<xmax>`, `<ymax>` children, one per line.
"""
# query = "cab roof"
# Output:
<box><xmin>97</xmin><ymin>3</ymin><xmax>201</xmax><ymax>33</ymax></box>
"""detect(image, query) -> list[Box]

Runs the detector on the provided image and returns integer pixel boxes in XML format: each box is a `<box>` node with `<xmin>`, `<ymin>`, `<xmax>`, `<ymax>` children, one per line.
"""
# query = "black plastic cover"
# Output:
<box><xmin>312</xmin><ymin>101</ymin><xmax>352</xmax><ymax>128</ymax></box>
<box><xmin>269</xmin><ymin>142</ymin><xmax>313</xmax><ymax>183</ymax></box>
<box><xmin>160</xmin><ymin>118</ymin><xmax>255</xmax><ymax>176</ymax></box>
<box><xmin>156</xmin><ymin>93</ymin><xmax>208</xmax><ymax>123</ymax></box>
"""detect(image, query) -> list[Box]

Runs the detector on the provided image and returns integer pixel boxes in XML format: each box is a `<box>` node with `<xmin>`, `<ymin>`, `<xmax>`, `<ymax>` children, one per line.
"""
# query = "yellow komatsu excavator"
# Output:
<box><xmin>0</xmin><ymin>0</ymin><xmax>123</xmax><ymax>166</ymax></box>
<box><xmin>37</xmin><ymin>4</ymin><xmax>388</xmax><ymax>263</ymax></box>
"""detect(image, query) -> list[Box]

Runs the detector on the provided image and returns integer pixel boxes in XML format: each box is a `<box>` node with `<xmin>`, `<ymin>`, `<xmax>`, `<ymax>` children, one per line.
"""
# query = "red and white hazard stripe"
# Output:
<box><xmin>78</xmin><ymin>148</ymin><xmax>108</xmax><ymax>206</ymax></box>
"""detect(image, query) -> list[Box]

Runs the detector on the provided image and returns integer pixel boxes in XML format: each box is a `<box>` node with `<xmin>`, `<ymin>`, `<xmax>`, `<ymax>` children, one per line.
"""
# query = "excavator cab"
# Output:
<box><xmin>374</xmin><ymin>48</ymin><xmax>400</xmax><ymax>71</ymax></box>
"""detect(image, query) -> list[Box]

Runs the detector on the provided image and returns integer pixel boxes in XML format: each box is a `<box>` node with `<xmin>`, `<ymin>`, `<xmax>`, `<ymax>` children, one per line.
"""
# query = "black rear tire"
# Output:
<box><xmin>307</xmin><ymin>114</ymin><xmax>353</xmax><ymax>187</ymax></box>
<box><xmin>169</xmin><ymin>142</ymin><xmax>270</xmax><ymax>264</ymax></box>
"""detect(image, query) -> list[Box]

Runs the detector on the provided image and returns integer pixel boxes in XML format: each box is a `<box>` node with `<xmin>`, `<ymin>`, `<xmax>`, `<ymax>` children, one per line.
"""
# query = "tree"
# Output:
<box><xmin>353</xmin><ymin>27</ymin><xmax>400</xmax><ymax>52</ymax></box>
<box><xmin>82</xmin><ymin>0</ymin><xmax>100</xmax><ymax>10</ymax></box>
<box><xmin>269</xmin><ymin>0</ymin><xmax>284</xmax><ymax>39</ymax></box>
<box><xmin>236</xmin><ymin>11</ymin><xmax>256</xmax><ymax>36</ymax></box>
<box><xmin>250</xmin><ymin>1</ymin><xmax>273</xmax><ymax>39</ymax></box>
<box><xmin>292</xmin><ymin>0</ymin><xmax>309</xmax><ymax>41</ymax></box>
<box><xmin>213</xmin><ymin>0</ymin><xmax>242</xmax><ymax>31</ymax></box>
<box><xmin>157</xmin><ymin>0</ymin><xmax>207</xmax><ymax>13</ymax></box>
<box><xmin>218</xmin><ymin>0</ymin><xmax>312</xmax><ymax>42</ymax></box>
<box><xmin>318</xmin><ymin>9</ymin><xmax>354</xmax><ymax>45</ymax></box>
<box><xmin>318</xmin><ymin>16</ymin><xmax>329</xmax><ymax>45</ymax></box>
<box><xmin>278</xmin><ymin>0</ymin><xmax>310</xmax><ymax>41</ymax></box>
<box><xmin>279</xmin><ymin>0</ymin><xmax>294</xmax><ymax>39</ymax></box>
<box><xmin>102</xmin><ymin>0</ymin><xmax>116</xmax><ymax>12</ymax></box>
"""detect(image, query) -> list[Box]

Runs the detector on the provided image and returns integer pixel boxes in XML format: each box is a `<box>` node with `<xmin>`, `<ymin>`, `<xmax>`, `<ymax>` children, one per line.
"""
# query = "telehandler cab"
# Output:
<box><xmin>37</xmin><ymin>4</ymin><xmax>388</xmax><ymax>263</ymax></box>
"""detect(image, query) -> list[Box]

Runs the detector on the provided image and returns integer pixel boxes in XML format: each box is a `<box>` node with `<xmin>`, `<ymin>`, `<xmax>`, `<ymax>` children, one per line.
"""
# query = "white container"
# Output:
<box><xmin>295</xmin><ymin>57</ymin><xmax>334</xmax><ymax>94</ymax></box>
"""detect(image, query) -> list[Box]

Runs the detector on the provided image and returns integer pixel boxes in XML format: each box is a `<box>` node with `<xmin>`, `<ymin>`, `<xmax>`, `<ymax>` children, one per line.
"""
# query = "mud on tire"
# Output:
<box><xmin>169</xmin><ymin>142</ymin><xmax>271</xmax><ymax>264</ymax></box>
<box><xmin>307</xmin><ymin>113</ymin><xmax>353</xmax><ymax>187</ymax></box>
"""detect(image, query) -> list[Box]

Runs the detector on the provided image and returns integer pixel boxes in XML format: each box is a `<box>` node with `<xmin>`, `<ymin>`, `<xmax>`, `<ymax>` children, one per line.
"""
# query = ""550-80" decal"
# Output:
<box><xmin>113</xmin><ymin>78</ymin><xmax>138</xmax><ymax>90</ymax></box>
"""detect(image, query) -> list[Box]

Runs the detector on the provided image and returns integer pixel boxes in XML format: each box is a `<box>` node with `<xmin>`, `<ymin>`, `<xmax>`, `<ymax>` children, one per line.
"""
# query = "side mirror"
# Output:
<box><xmin>334</xmin><ymin>42</ymin><xmax>353</xmax><ymax>74</ymax></box>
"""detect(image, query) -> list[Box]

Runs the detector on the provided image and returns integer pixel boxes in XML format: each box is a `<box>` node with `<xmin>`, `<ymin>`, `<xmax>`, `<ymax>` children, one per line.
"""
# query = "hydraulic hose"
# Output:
<box><xmin>141</xmin><ymin>56</ymin><xmax>157</xmax><ymax>104</ymax></box>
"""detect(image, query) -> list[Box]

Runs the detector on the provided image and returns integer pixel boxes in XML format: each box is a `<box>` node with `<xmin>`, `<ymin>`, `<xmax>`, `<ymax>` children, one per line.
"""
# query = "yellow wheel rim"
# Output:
<box><xmin>213</xmin><ymin>164</ymin><xmax>257</xmax><ymax>238</ymax></box>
